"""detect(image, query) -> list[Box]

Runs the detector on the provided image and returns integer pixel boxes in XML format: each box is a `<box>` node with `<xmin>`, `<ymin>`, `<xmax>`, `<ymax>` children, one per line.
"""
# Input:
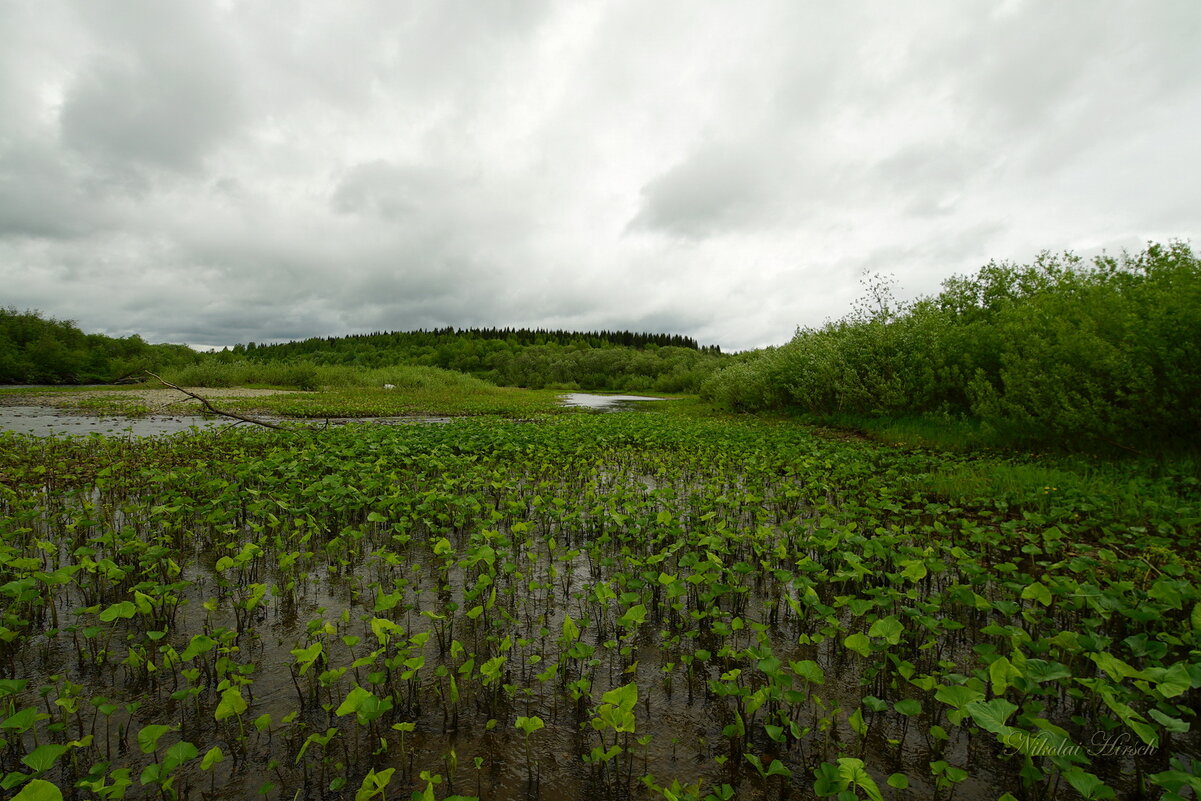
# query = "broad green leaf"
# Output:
<box><xmin>935</xmin><ymin>684</ymin><xmax>983</xmax><ymax>710</ymax></box>
<box><xmin>1089</xmin><ymin>652</ymin><xmax>1144</xmax><ymax>681</ymax></box>
<box><xmin>790</xmin><ymin>660</ymin><xmax>824</xmax><ymax>684</ymax></box>
<box><xmin>618</xmin><ymin>604</ymin><xmax>647</xmax><ymax>628</ymax></box>
<box><xmin>99</xmin><ymin>601</ymin><xmax>136</xmax><ymax>622</ymax></box>
<box><xmin>602</xmin><ymin>682</ymin><xmax>638</xmax><ymax>711</ymax></box>
<box><xmin>214</xmin><ymin>688</ymin><xmax>248</xmax><ymax>721</ymax></box>
<box><xmin>201</xmin><ymin>746</ymin><xmax>225</xmax><ymax>770</ymax></box>
<box><xmin>1021</xmin><ymin>582</ymin><xmax>1052</xmax><ymax>606</ymax></box>
<box><xmin>837</xmin><ymin>757</ymin><xmax>884</xmax><ymax>801</ymax></box>
<box><xmin>515</xmin><ymin>716</ymin><xmax>544</xmax><ymax>736</ymax></box>
<box><xmin>1022</xmin><ymin>659</ymin><xmax>1071</xmax><ymax>684</ymax></box>
<box><xmin>849</xmin><ymin>707</ymin><xmax>868</xmax><ymax>737</ymax></box>
<box><xmin>843</xmin><ymin>633</ymin><xmax>871</xmax><ymax>657</ymax></box>
<box><xmin>1155</xmin><ymin>662</ymin><xmax>1191</xmax><ymax>698</ymax></box>
<box><xmin>336</xmin><ymin>686</ymin><xmax>374</xmax><ymax>717</ymax></box>
<box><xmin>180</xmin><ymin>634</ymin><xmax>217</xmax><ymax>662</ymax></box>
<box><xmin>21</xmin><ymin>744</ymin><xmax>68</xmax><ymax>773</ymax></box>
<box><xmin>900</xmin><ymin>560</ymin><xmax>927</xmax><ymax>583</ymax></box>
<box><xmin>11</xmin><ymin>779</ymin><xmax>63</xmax><ymax>801</ymax></box>
<box><xmin>867</xmin><ymin>615</ymin><xmax>904</xmax><ymax>645</ymax></box>
<box><xmin>355</xmin><ymin>767</ymin><xmax>394</xmax><ymax>800</ymax></box>
<box><xmin>291</xmin><ymin>642</ymin><xmax>323</xmax><ymax>674</ymax></box>
<box><xmin>989</xmin><ymin>655</ymin><xmax>1021</xmax><ymax>695</ymax></box>
<box><xmin>137</xmin><ymin>724</ymin><xmax>173</xmax><ymax>754</ymax></box>
<box><xmin>965</xmin><ymin>698</ymin><xmax>1018</xmax><ymax>735</ymax></box>
<box><xmin>1063</xmin><ymin>768</ymin><xmax>1116</xmax><ymax>800</ymax></box>
<box><xmin>162</xmin><ymin>740</ymin><xmax>198</xmax><ymax>772</ymax></box>
<box><xmin>1147</xmin><ymin>708</ymin><xmax>1189</xmax><ymax>733</ymax></box>
<box><xmin>2</xmin><ymin>707</ymin><xmax>46</xmax><ymax>731</ymax></box>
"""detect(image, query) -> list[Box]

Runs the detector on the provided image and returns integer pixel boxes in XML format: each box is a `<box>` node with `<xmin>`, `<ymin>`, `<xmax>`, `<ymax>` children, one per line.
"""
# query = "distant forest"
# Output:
<box><xmin>0</xmin><ymin>313</ymin><xmax>726</xmax><ymax>392</ymax></box>
<box><xmin>217</xmin><ymin>327</ymin><xmax>725</xmax><ymax>392</ymax></box>
<box><xmin>232</xmin><ymin>326</ymin><xmax>714</xmax><ymax>356</ymax></box>
<box><xmin>0</xmin><ymin>308</ymin><xmax>197</xmax><ymax>384</ymax></box>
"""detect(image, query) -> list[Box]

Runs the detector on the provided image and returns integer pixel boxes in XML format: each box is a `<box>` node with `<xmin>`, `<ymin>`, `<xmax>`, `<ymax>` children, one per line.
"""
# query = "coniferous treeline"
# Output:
<box><xmin>701</xmin><ymin>241</ymin><xmax>1201</xmax><ymax>449</ymax></box>
<box><xmin>0</xmin><ymin>308</ymin><xmax>198</xmax><ymax>384</ymax></box>
<box><xmin>217</xmin><ymin>326</ymin><xmax>724</xmax><ymax>392</ymax></box>
<box><xmin>233</xmin><ymin>327</ymin><xmax>715</xmax><ymax>357</ymax></box>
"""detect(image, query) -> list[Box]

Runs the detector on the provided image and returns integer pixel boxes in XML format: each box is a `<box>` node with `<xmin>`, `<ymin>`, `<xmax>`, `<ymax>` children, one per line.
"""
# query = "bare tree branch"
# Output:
<box><xmin>145</xmin><ymin>372</ymin><xmax>292</xmax><ymax>432</ymax></box>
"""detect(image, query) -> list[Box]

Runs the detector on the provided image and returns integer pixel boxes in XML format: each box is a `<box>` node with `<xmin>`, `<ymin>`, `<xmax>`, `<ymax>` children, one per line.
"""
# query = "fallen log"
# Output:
<box><xmin>145</xmin><ymin>372</ymin><xmax>292</xmax><ymax>432</ymax></box>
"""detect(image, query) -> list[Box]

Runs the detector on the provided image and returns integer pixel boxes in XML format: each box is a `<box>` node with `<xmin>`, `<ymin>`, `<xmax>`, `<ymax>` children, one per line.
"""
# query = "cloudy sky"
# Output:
<box><xmin>2</xmin><ymin>1</ymin><xmax>1198</xmax><ymax>351</ymax></box>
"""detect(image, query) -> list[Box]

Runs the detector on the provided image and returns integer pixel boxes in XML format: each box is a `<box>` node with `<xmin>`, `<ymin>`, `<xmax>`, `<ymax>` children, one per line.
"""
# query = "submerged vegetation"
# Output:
<box><xmin>0</xmin><ymin>407</ymin><xmax>1198</xmax><ymax>800</ymax></box>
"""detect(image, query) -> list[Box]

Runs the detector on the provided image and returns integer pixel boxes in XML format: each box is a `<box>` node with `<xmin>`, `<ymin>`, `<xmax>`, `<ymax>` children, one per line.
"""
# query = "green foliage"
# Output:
<box><xmin>188</xmin><ymin>327</ymin><xmax>724</xmax><ymax>393</ymax></box>
<box><xmin>0</xmin><ymin>307</ymin><xmax>197</xmax><ymax>384</ymax></box>
<box><xmin>702</xmin><ymin>241</ymin><xmax>1201</xmax><ymax>451</ymax></box>
<box><xmin>10</xmin><ymin>779</ymin><xmax>63</xmax><ymax>801</ymax></box>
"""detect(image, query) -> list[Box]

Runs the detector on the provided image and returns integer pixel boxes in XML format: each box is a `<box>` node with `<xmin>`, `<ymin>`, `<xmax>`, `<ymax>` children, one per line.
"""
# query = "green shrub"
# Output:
<box><xmin>704</xmin><ymin>241</ymin><xmax>1201</xmax><ymax>451</ymax></box>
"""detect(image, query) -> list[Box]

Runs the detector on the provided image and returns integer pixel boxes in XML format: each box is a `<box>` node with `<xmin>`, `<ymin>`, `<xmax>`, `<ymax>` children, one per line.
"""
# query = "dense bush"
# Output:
<box><xmin>0</xmin><ymin>308</ymin><xmax>198</xmax><ymax>384</ymax></box>
<box><xmin>701</xmin><ymin>241</ymin><xmax>1201</xmax><ymax>449</ymax></box>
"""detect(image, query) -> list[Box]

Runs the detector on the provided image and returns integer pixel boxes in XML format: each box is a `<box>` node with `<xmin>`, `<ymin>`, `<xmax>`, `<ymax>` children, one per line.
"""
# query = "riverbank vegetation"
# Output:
<box><xmin>0</xmin><ymin>309</ymin><xmax>196</xmax><ymax>385</ymax></box>
<box><xmin>702</xmin><ymin>241</ymin><xmax>1201</xmax><ymax>454</ymax></box>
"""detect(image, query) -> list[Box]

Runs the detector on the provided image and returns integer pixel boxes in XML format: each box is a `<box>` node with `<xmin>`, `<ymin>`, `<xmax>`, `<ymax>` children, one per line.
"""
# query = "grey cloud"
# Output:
<box><xmin>60</xmin><ymin>54</ymin><xmax>241</xmax><ymax>174</ymax></box>
<box><xmin>58</xmin><ymin>1</ymin><xmax>244</xmax><ymax>174</ymax></box>
<box><xmin>1</xmin><ymin>2</ymin><xmax>1198</xmax><ymax>354</ymax></box>
<box><xmin>331</xmin><ymin>162</ymin><xmax>450</xmax><ymax>221</ymax></box>
<box><xmin>630</xmin><ymin>143</ymin><xmax>786</xmax><ymax>239</ymax></box>
<box><xmin>872</xmin><ymin>144</ymin><xmax>988</xmax><ymax>218</ymax></box>
<box><xmin>0</xmin><ymin>144</ymin><xmax>106</xmax><ymax>239</ymax></box>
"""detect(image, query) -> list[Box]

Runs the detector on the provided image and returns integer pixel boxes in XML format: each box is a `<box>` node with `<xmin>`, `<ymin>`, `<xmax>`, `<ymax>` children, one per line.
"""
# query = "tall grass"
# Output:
<box><xmin>157</xmin><ymin>361</ymin><xmax>495</xmax><ymax>393</ymax></box>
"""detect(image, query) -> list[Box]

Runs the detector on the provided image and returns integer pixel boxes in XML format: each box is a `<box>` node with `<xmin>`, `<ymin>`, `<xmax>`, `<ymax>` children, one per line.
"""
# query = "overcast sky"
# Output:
<box><xmin>2</xmin><ymin>1</ymin><xmax>1198</xmax><ymax>351</ymax></box>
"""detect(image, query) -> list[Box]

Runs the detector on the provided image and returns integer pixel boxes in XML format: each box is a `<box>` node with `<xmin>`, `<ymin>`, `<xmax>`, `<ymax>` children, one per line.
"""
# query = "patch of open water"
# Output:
<box><xmin>558</xmin><ymin>392</ymin><xmax>669</xmax><ymax>410</ymax></box>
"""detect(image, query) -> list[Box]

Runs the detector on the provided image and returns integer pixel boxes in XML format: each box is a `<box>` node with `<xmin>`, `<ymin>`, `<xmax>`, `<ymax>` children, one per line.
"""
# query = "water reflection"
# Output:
<box><xmin>558</xmin><ymin>392</ymin><xmax>669</xmax><ymax>410</ymax></box>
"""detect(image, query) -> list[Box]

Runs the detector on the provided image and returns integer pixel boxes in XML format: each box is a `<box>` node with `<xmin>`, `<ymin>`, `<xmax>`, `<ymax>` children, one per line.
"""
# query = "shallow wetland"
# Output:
<box><xmin>0</xmin><ymin>395</ymin><xmax>1198</xmax><ymax>800</ymax></box>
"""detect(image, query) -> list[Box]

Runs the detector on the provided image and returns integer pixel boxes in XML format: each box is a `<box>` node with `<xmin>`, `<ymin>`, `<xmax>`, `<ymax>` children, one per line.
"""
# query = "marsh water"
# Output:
<box><xmin>0</xmin><ymin>393</ymin><xmax>662</xmax><ymax>437</ymax></box>
<box><xmin>558</xmin><ymin>393</ymin><xmax>668</xmax><ymax>410</ymax></box>
<box><xmin>0</xmin><ymin>406</ymin><xmax>227</xmax><ymax>436</ymax></box>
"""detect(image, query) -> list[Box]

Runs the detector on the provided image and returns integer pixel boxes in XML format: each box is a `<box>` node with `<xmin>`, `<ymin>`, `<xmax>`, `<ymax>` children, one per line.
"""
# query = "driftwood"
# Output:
<box><xmin>145</xmin><ymin>372</ymin><xmax>292</xmax><ymax>432</ymax></box>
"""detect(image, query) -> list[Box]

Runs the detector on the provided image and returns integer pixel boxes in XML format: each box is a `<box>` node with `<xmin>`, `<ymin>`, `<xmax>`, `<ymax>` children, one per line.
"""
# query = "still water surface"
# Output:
<box><xmin>0</xmin><ymin>393</ymin><xmax>666</xmax><ymax>437</ymax></box>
